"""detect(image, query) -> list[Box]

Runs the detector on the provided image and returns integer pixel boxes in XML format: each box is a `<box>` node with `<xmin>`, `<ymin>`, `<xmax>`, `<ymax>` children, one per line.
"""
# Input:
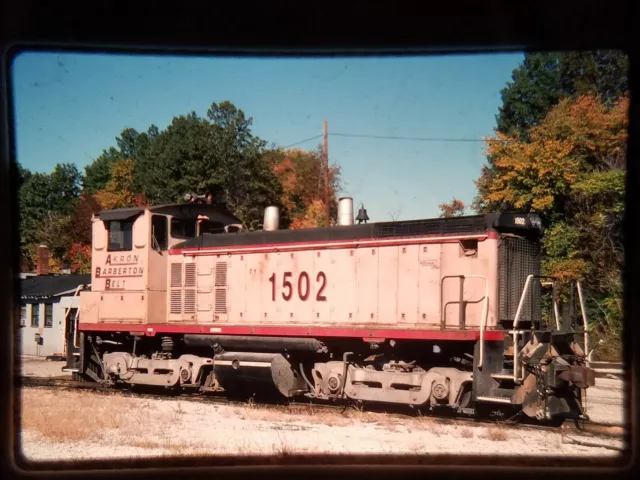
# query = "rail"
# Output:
<box><xmin>440</xmin><ymin>275</ymin><xmax>489</xmax><ymax>368</ymax></box>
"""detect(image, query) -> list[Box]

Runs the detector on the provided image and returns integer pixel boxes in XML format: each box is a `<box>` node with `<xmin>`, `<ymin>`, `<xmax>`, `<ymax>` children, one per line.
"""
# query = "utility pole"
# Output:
<box><xmin>323</xmin><ymin>119</ymin><xmax>330</xmax><ymax>227</ymax></box>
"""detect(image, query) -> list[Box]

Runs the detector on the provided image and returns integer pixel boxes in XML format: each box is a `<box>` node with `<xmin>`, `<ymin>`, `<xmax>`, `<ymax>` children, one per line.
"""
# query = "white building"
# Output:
<box><xmin>19</xmin><ymin>273</ymin><xmax>91</xmax><ymax>358</ymax></box>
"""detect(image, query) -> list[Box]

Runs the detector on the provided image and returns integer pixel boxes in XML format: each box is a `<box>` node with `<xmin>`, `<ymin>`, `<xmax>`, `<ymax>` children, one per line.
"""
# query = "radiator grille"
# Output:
<box><xmin>184</xmin><ymin>289</ymin><xmax>196</xmax><ymax>314</ymax></box>
<box><xmin>499</xmin><ymin>236</ymin><xmax>542</xmax><ymax>324</ymax></box>
<box><xmin>215</xmin><ymin>262</ymin><xmax>228</xmax><ymax>286</ymax></box>
<box><xmin>214</xmin><ymin>289</ymin><xmax>227</xmax><ymax>314</ymax></box>
<box><xmin>170</xmin><ymin>290</ymin><xmax>182</xmax><ymax>314</ymax></box>
<box><xmin>185</xmin><ymin>263</ymin><xmax>196</xmax><ymax>287</ymax></box>
<box><xmin>170</xmin><ymin>263</ymin><xmax>182</xmax><ymax>288</ymax></box>
<box><xmin>214</xmin><ymin>262</ymin><xmax>228</xmax><ymax>314</ymax></box>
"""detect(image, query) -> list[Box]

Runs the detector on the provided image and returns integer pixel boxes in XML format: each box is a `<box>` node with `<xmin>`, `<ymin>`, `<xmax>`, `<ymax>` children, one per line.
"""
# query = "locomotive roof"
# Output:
<box><xmin>172</xmin><ymin>212</ymin><xmax>542</xmax><ymax>250</ymax></box>
<box><xmin>95</xmin><ymin>203</ymin><xmax>242</xmax><ymax>224</ymax></box>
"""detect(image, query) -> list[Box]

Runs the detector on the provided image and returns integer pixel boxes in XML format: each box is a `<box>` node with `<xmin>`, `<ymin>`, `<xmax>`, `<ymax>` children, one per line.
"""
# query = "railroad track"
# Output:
<box><xmin>17</xmin><ymin>375</ymin><xmax>625</xmax><ymax>443</ymax></box>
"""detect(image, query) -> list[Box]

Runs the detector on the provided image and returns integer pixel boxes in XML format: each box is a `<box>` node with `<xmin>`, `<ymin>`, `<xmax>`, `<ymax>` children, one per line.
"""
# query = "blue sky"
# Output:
<box><xmin>11</xmin><ymin>51</ymin><xmax>523</xmax><ymax>222</ymax></box>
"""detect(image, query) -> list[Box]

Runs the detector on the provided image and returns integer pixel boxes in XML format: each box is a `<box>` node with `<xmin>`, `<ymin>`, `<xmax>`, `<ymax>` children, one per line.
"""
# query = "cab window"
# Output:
<box><xmin>171</xmin><ymin>218</ymin><xmax>196</xmax><ymax>239</ymax></box>
<box><xmin>107</xmin><ymin>220</ymin><xmax>133</xmax><ymax>251</ymax></box>
<box><xmin>199</xmin><ymin>220</ymin><xmax>226</xmax><ymax>235</ymax></box>
<box><xmin>151</xmin><ymin>215</ymin><xmax>168</xmax><ymax>250</ymax></box>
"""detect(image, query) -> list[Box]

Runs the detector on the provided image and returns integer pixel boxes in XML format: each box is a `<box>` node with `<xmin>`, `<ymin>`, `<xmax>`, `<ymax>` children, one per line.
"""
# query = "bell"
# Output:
<box><xmin>356</xmin><ymin>204</ymin><xmax>369</xmax><ymax>224</ymax></box>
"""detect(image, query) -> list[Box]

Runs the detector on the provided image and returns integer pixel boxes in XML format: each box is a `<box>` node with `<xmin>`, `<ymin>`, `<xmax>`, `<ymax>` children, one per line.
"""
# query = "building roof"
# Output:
<box><xmin>20</xmin><ymin>274</ymin><xmax>91</xmax><ymax>302</ymax></box>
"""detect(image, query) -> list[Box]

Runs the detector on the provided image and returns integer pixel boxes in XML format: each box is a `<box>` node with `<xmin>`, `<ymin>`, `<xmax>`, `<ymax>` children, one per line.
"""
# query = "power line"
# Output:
<box><xmin>331</xmin><ymin>132</ymin><xmax>486</xmax><ymax>143</ymax></box>
<box><xmin>282</xmin><ymin>134</ymin><xmax>323</xmax><ymax>149</ymax></box>
<box><xmin>281</xmin><ymin>131</ymin><xmax>489</xmax><ymax>149</ymax></box>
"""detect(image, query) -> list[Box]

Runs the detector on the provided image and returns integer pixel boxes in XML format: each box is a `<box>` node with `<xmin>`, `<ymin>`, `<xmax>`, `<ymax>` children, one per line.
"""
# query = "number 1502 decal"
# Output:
<box><xmin>268</xmin><ymin>271</ymin><xmax>327</xmax><ymax>302</ymax></box>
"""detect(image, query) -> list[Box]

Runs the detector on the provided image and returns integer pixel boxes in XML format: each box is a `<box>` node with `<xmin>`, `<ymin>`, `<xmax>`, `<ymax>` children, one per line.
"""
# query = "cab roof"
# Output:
<box><xmin>95</xmin><ymin>203</ymin><xmax>243</xmax><ymax>225</ymax></box>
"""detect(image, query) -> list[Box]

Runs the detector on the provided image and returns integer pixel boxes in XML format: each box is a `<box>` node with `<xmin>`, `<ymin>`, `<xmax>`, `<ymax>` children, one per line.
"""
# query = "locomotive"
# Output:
<box><xmin>64</xmin><ymin>196</ymin><xmax>595</xmax><ymax>425</ymax></box>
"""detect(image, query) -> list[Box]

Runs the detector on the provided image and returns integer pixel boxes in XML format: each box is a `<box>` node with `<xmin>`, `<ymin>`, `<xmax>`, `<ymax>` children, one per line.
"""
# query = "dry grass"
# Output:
<box><xmin>21</xmin><ymin>388</ymin><xmax>131</xmax><ymax>442</ymax></box>
<box><xmin>460</xmin><ymin>428</ymin><xmax>474</xmax><ymax>439</ymax></box>
<box><xmin>485</xmin><ymin>428</ymin><xmax>508</xmax><ymax>442</ymax></box>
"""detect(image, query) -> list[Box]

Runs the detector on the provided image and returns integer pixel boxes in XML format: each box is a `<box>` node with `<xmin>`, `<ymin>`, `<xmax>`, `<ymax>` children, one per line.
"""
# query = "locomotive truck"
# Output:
<box><xmin>64</xmin><ymin>197</ymin><xmax>595</xmax><ymax>425</ymax></box>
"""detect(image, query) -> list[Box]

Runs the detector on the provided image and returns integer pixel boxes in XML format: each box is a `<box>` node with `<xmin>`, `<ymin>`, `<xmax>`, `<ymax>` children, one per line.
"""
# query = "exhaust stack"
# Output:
<box><xmin>263</xmin><ymin>206</ymin><xmax>280</xmax><ymax>231</ymax></box>
<box><xmin>337</xmin><ymin>197</ymin><xmax>354</xmax><ymax>226</ymax></box>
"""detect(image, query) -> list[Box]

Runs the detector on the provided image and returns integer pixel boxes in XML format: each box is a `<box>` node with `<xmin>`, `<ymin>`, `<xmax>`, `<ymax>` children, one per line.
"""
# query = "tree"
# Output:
<box><xmin>19</xmin><ymin>163</ymin><xmax>82</xmax><ymax>270</ymax></box>
<box><xmin>83</xmin><ymin>126</ymin><xmax>157</xmax><ymax>193</ymax></box>
<box><xmin>476</xmin><ymin>94</ymin><xmax>628</xmax><ymax>360</ymax></box>
<box><xmin>438</xmin><ymin>198</ymin><xmax>466</xmax><ymax>218</ymax></box>
<box><xmin>496</xmin><ymin>50</ymin><xmax>628</xmax><ymax>135</ymax></box>
<box><xmin>134</xmin><ymin>102</ymin><xmax>285</xmax><ymax>230</ymax></box>
<box><xmin>95</xmin><ymin>158</ymin><xmax>147</xmax><ymax>210</ymax></box>
<box><xmin>266</xmin><ymin>146</ymin><xmax>342</xmax><ymax>229</ymax></box>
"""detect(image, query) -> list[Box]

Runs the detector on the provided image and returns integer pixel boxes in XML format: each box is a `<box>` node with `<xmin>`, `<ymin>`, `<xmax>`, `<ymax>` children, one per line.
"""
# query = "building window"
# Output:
<box><xmin>171</xmin><ymin>218</ymin><xmax>196</xmax><ymax>239</ymax></box>
<box><xmin>151</xmin><ymin>215</ymin><xmax>168</xmax><ymax>250</ymax></box>
<box><xmin>107</xmin><ymin>220</ymin><xmax>133</xmax><ymax>251</ymax></box>
<box><xmin>45</xmin><ymin>304</ymin><xmax>53</xmax><ymax>328</ymax></box>
<box><xmin>20</xmin><ymin>305</ymin><xmax>27</xmax><ymax>326</ymax></box>
<box><xmin>31</xmin><ymin>305</ymin><xmax>39</xmax><ymax>327</ymax></box>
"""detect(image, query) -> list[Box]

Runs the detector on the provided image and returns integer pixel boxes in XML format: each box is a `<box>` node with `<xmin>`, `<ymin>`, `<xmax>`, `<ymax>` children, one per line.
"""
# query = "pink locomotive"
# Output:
<box><xmin>65</xmin><ymin>196</ymin><xmax>595</xmax><ymax>425</ymax></box>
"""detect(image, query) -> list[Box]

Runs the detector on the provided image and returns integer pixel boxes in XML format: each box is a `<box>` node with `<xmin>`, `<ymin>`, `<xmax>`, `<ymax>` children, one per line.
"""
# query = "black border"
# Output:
<box><xmin>1</xmin><ymin>1</ymin><xmax>637</xmax><ymax>479</ymax></box>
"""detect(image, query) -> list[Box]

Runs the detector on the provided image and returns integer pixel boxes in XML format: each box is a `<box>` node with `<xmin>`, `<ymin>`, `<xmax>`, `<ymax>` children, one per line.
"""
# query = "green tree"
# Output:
<box><xmin>19</xmin><ymin>163</ymin><xmax>82</xmax><ymax>270</ymax></box>
<box><xmin>496</xmin><ymin>50</ymin><xmax>628</xmax><ymax>135</ymax></box>
<box><xmin>135</xmin><ymin>101</ymin><xmax>285</xmax><ymax>230</ymax></box>
<box><xmin>83</xmin><ymin>126</ymin><xmax>157</xmax><ymax>193</ymax></box>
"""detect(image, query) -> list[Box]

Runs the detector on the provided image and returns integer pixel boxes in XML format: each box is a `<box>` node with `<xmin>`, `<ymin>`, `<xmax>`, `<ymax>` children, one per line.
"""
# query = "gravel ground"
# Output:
<box><xmin>19</xmin><ymin>356</ymin><xmax>71</xmax><ymax>379</ymax></box>
<box><xmin>15</xmin><ymin>356</ymin><xmax>628</xmax><ymax>463</ymax></box>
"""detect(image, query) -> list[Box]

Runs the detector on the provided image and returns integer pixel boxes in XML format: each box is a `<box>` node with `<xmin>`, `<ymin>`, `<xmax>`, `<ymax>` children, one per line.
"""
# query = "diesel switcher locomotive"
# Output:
<box><xmin>64</xmin><ymin>197</ymin><xmax>595</xmax><ymax>425</ymax></box>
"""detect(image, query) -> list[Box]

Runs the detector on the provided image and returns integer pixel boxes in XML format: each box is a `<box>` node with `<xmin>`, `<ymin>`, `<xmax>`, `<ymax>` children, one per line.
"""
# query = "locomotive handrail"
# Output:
<box><xmin>440</xmin><ymin>275</ymin><xmax>488</xmax><ymax>369</ymax></box>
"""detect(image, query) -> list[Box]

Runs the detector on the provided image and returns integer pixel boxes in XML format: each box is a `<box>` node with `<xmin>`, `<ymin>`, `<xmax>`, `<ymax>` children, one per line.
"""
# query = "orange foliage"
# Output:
<box><xmin>270</xmin><ymin>148</ymin><xmax>341</xmax><ymax>229</ymax></box>
<box><xmin>95</xmin><ymin>159</ymin><xmax>149</xmax><ymax>210</ymax></box>
<box><xmin>69</xmin><ymin>242</ymin><xmax>92</xmax><ymax>274</ymax></box>
<box><xmin>480</xmin><ymin>94</ymin><xmax>629</xmax><ymax>214</ymax></box>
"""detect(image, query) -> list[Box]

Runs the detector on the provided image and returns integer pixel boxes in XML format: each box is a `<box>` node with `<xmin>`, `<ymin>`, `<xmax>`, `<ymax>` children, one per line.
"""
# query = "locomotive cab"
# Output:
<box><xmin>77</xmin><ymin>203</ymin><xmax>243</xmax><ymax>327</ymax></box>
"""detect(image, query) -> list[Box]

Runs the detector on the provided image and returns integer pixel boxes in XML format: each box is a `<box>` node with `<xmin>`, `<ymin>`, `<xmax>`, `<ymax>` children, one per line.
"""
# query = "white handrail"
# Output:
<box><xmin>576</xmin><ymin>281</ymin><xmax>590</xmax><ymax>367</ymax></box>
<box><xmin>512</xmin><ymin>274</ymin><xmax>534</xmax><ymax>383</ymax></box>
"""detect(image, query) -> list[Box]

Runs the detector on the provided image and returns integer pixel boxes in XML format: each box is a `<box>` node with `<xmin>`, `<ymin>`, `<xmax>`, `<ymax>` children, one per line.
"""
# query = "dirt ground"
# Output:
<box><xmin>15</xmin><ymin>357</ymin><xmax>627</xmax><ymax>464</ymax></box>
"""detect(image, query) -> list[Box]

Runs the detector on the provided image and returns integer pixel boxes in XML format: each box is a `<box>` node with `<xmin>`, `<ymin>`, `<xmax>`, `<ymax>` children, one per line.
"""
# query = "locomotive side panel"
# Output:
<box><xmin>377</xmin><ymin>246</ymin><xmax>399</xmax><ymax>325</ymax></box>
<box><xmin>330</xmin><ymin>249</ymin><xmax>358</xmax><ymax>325</ymax></box>
<box><xmin>418</xmin><ymin>243</ymin><xmax>443</xmax><ymax>327</ymax></box>
<box><xmin>439</xmin><ymin>237</ymin><xmax>499</xmax><ymax>329</ymax></box>
<box><xmin>397</xmin><ymin>244</ymin><xmax>420</xmax><ymax>325</ymax></box>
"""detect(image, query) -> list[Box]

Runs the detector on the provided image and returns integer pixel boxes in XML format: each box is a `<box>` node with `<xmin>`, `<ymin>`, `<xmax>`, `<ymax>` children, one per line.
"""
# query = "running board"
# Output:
<box><xmin>476</xmin><ymin>395</ymin><xmax>513</xmax><ymax>404</ymax></box>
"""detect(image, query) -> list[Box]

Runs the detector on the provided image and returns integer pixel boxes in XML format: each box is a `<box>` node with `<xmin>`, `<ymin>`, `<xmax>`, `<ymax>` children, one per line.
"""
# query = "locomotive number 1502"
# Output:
<box><xmin>268</xmin><ymin>271</ymin><xmax>327</xmax><ymax>302</ymax></box>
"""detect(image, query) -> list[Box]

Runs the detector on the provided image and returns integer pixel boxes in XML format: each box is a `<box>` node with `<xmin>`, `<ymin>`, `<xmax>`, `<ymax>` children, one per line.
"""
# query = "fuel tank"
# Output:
<box><xmin>213</xmin><ymin>352</ymin><xmax>309</xmax><ymax>398</ymax></box>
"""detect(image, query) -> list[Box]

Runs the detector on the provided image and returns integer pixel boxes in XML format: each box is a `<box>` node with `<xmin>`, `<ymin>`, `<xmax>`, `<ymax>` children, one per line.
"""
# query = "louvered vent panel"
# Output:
<box><xmin>215</xmin><ymin>262</ymin><xmax>228</xmax><ymax>286</ymax></box>
<box><xmin>214</xmin><ymin>289</ymin><xmax>227</xmax><ymax>314</ymax></box>
<box><xmin>170</xmin><ymin>263</ymin><xmax>183</xmax><ymax>288</ymax></box>
<box><xmin>185</xmin><ymin>263</ymin><xmax>196</xmax><ymax>287</ymax></box>
<box><xmin>184</xmin><ymin>289</ymin><xmax>196</xmax><ymax>314</ymax></box>
<box><xmin>170</xmin><ymin>290</ymin><xmax>182</xmax><ymax>314</ymax></box>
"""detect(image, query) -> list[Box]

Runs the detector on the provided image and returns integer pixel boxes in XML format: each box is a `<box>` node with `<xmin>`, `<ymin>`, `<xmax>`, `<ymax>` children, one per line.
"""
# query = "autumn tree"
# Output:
<box><xmin>265</xmin><ymin>146</ymin><xmax>342</xmax><ymax>229</ymax></box>
<box><xmin>438</xmin><ymin>198</ymin><xmax>466</xmax><ymax>218</ymax></box>
<box><xmin>476</xmin><ymin>94</ymin><xmax>628</xmax><ymax>359</ymax></box>
<box><xmin>95</xmin><ymin>158</ymin><xmax>147</xmax><ymax>209</ymax></box>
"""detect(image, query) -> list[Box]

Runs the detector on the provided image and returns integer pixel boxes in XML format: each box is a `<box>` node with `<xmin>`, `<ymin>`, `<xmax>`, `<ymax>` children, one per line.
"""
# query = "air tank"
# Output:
<box><xmin>337</xmin><ymin>197</ymin><xmax>354</xmax><ymax>226</ymax></box>
<box><xmin>263</xmin><ymin>206</ymin><xmax>280</xmax><ymax>231</ymax></box>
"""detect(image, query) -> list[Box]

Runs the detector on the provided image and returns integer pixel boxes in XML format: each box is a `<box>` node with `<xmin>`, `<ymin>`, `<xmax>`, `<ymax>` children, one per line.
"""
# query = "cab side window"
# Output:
<box><xmin>151</xmin><ymin>215</ymin><xmax>168</xmax><ymax>250</ymax></box>
<box><xmin>107</xmin><ymin>220</ymin><xmax>133</xmax><ymax>251</ymax></box>
<box><xmin>171</xmin><ymin>218</ymin><xmax>196</xmax><ymax>239</ymax></box>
